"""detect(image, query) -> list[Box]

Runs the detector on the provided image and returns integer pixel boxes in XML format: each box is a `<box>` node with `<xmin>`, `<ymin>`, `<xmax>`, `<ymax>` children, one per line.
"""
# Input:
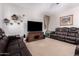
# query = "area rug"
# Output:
<box><xmin>24</xmin><ymin>38</ymin><xmax>76</xmax><ymax>56</ymax></box>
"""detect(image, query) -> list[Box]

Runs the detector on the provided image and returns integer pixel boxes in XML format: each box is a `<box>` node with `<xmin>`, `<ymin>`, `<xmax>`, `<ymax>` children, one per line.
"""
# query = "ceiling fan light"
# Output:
<box><xmin>56</xmin><ymin>3</ymin><xmax>60</xmax><ymax>5</ymax></box>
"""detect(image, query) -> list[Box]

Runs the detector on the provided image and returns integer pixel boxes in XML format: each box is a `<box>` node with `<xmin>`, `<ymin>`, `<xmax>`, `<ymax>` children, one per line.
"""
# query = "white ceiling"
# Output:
<box><xmin>14</xmin><ymin>3</ymin><xmax>79</xmax><ymax>8</ymax></box>
<box><xmin>14</xmin><ymin>3</ymin><xmax>79</xmax><ymax>9</ymax></box>
<box><xmin>14</xmin><ymin>3</ymin><xmax>52</xmax><ymax>9</ymax></box>
<box><xmin>9</xmin><ymin>3</ymin><xmax>79</xmax><ymax>15</ymax></box>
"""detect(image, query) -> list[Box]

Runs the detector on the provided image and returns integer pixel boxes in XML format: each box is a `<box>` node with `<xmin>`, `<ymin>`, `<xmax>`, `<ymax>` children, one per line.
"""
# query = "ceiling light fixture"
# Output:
<box><xmin>56</xmin><ymin>3</ymin><xmax>60</xmax><ymax>5</ymax></box>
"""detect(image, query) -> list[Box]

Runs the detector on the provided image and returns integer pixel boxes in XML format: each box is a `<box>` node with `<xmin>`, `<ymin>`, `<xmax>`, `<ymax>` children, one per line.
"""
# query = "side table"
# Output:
<box><xmin>45</xmin><ymin>31</ymin><xmax>51</xmax><ymax>38</ymax></box>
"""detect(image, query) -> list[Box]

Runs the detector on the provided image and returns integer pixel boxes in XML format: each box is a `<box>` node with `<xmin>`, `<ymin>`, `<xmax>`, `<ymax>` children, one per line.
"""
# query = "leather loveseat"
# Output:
<box><xmin>50</xmin><ymin>27</ymin><xmax>79</xmax><ymax>44</ymax></box>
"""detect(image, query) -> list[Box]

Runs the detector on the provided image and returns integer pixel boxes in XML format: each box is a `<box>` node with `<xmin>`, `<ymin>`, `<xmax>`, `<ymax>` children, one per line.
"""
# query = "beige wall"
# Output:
<box><xmin>49</xmin><ymin>6</ymin><xmax>79</xmax><ymax>31</ymax></box>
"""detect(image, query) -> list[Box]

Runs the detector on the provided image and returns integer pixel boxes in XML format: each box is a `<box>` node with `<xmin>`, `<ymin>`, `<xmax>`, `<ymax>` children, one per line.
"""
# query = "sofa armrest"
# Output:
<box><xmin>50</xmin><ymin>31</ymin><xmax>55</xmax><ymax>34</ymax></box>
<box><xmin>75</xmin><ymin>45</ymin><xmax>79</xmax><ymax>55</ymax></box>
<box><xmin>76</xmin><ymin>33</ymin><xmax>79</xmax><ymax>37</ymax></box>
<box><xmin>18</xmin><ymin>38</ymin><xmax>32</xmax><ymax>56</ymax></box>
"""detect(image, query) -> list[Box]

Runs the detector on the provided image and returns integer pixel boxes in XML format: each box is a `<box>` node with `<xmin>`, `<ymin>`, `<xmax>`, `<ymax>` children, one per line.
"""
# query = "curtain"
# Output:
<box><xmin>44</xmin><ymin>15</ymin><xmax>50</xmax><ymax>31</ymax></box>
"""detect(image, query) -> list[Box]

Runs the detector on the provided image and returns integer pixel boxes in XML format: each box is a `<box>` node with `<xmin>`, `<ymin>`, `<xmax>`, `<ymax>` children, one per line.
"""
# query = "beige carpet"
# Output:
<box><xmin>24</xmin><ymin>38</ymin><xmax>76</xmax><ymax>56</ymax></box>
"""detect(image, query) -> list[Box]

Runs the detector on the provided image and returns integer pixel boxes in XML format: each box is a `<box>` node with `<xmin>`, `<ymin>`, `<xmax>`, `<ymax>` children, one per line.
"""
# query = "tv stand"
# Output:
<box><xmin>26</xmin><ymin>32</ymin><xmax>44</xmax><ymax>42</ymax></box>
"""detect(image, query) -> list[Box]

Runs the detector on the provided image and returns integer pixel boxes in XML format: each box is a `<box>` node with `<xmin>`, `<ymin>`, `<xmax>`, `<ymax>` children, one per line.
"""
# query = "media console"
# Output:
<box><xmin>26</xmin><ymin>32</ymin><xmax>44</xmax><ymax>42</ymax></box>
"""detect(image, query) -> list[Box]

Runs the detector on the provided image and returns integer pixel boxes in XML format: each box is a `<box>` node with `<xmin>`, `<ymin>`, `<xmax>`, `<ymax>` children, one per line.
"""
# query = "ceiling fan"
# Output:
<box><xmin>49</xmin><ymin>3</ymin><xmax>63</xmax><ymax>9</ymax></box>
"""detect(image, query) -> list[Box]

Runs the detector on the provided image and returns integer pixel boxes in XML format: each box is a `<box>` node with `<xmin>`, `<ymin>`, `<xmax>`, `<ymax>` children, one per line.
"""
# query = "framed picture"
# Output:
<box><xmin>60</xmin><ymin>15</ymin><xmax>73</xmax><ymax>26</ymax></box>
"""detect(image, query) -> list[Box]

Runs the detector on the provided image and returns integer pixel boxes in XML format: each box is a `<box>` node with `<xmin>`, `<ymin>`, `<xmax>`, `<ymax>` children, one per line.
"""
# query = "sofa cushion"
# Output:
<box><xmin>65</xmin><ymin>36</ymin><xmax>76</xmax><ymax>41</ymax></box>
<box><xmin>62</xmin><ymin>27</ymin><xmax>69</xmax><ymax>32</ymax></box>
<box><xmin>55</xmin><ymin>27</ymin><xmax>69</xmax><ymax>32</ymax></box>
<box><xmin>6</xmin><ymin>43</ymin><xmax>20</xmax><ymax>54</ymax></box>
<box><xmin>0</xmin><ymin>37</ymin><xmax>8</xmax><ymax>53</ymax></box>
<box><xmin>69</xmin><ymin>27</ymin><xmax>77</xmax><ymax>32</ymax></box>
<box><xmin>67</xmin><ymin>32</ymin><xmax>76</xmax><ymax>37</ymax></box>
<box><xmin>55</xmin><ymin>28</ymin><xmax>62</xmax><ymax>32</ymax></box>
<box><xmin>57</xmin><ymin>35</ymin><xmax>65</xmax><ymax>38</ymax></box>
<box><xmin>55</xmin><ymin>32</ymin><xmax>62</xmax><ymax>34</ymax></box>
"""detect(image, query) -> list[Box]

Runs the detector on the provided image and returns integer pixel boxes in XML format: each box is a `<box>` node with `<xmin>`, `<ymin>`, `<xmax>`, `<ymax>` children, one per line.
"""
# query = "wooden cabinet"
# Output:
<box><xmin>26</xmin><ymin>32</ymin><xmax>44</xmax><ymax>42</ymax></box>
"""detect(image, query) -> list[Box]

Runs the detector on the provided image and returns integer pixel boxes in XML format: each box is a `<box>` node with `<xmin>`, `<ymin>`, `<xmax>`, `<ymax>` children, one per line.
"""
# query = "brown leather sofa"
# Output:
<box><xmin>50</xmin><ymin>27</ymin><xmax>79</xmax><ymax>44</ymax></box>
<box><xmin>0</xmin><ymin>28</ymin><xmax>32</xmax><ymax>56</ymax></box>
<box><xmin>5</xmin><ymin>36</ymin><xmax>32</xmax><ymax>56</ymax></box>
<box><xmin>75</xmin><ymin>45</ymin><xmax>79</xmax><ymax>56</ymax></box>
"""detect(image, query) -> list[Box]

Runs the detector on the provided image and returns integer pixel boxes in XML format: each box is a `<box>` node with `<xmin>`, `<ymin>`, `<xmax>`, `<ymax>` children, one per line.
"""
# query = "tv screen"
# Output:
<box><xmin>27</xmin><ymin>21</ymin><xmax>42</xmax><ymax>31</ymax></box>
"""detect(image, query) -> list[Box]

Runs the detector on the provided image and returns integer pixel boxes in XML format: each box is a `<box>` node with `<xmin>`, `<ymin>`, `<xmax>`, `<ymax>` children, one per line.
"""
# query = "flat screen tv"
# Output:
<box><xmin>27</xmin><ymin>21</ymin><xmax>42</xmax><ymax>31</ymax></box>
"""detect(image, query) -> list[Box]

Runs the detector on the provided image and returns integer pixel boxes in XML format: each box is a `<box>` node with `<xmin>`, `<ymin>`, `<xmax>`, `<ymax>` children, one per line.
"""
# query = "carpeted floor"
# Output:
<box><xmin>24</xmin><ymin>38</ymin><xmax>76</xmax><ymax>56</ymax></box>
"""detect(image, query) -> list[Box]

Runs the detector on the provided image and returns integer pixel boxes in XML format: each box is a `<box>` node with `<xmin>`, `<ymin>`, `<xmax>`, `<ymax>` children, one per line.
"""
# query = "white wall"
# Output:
<box><xmin>2</xmin><ymin>4</ymin><xmax>25</xmax><ymax>36</ymax></box>
<box><xmin>0</xmin><ymin>4</ymin><xmax>44</xmax><ymax>36</ymax></box>
<box><xmin>0</xmin><ymin>4</ymin><xmax>4</xmax><ymax>29</ymax></box>
<box><xmin>49</xmin><ymin>6</ymin><xmax>79</xmax><ymax>31</ymax></box>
